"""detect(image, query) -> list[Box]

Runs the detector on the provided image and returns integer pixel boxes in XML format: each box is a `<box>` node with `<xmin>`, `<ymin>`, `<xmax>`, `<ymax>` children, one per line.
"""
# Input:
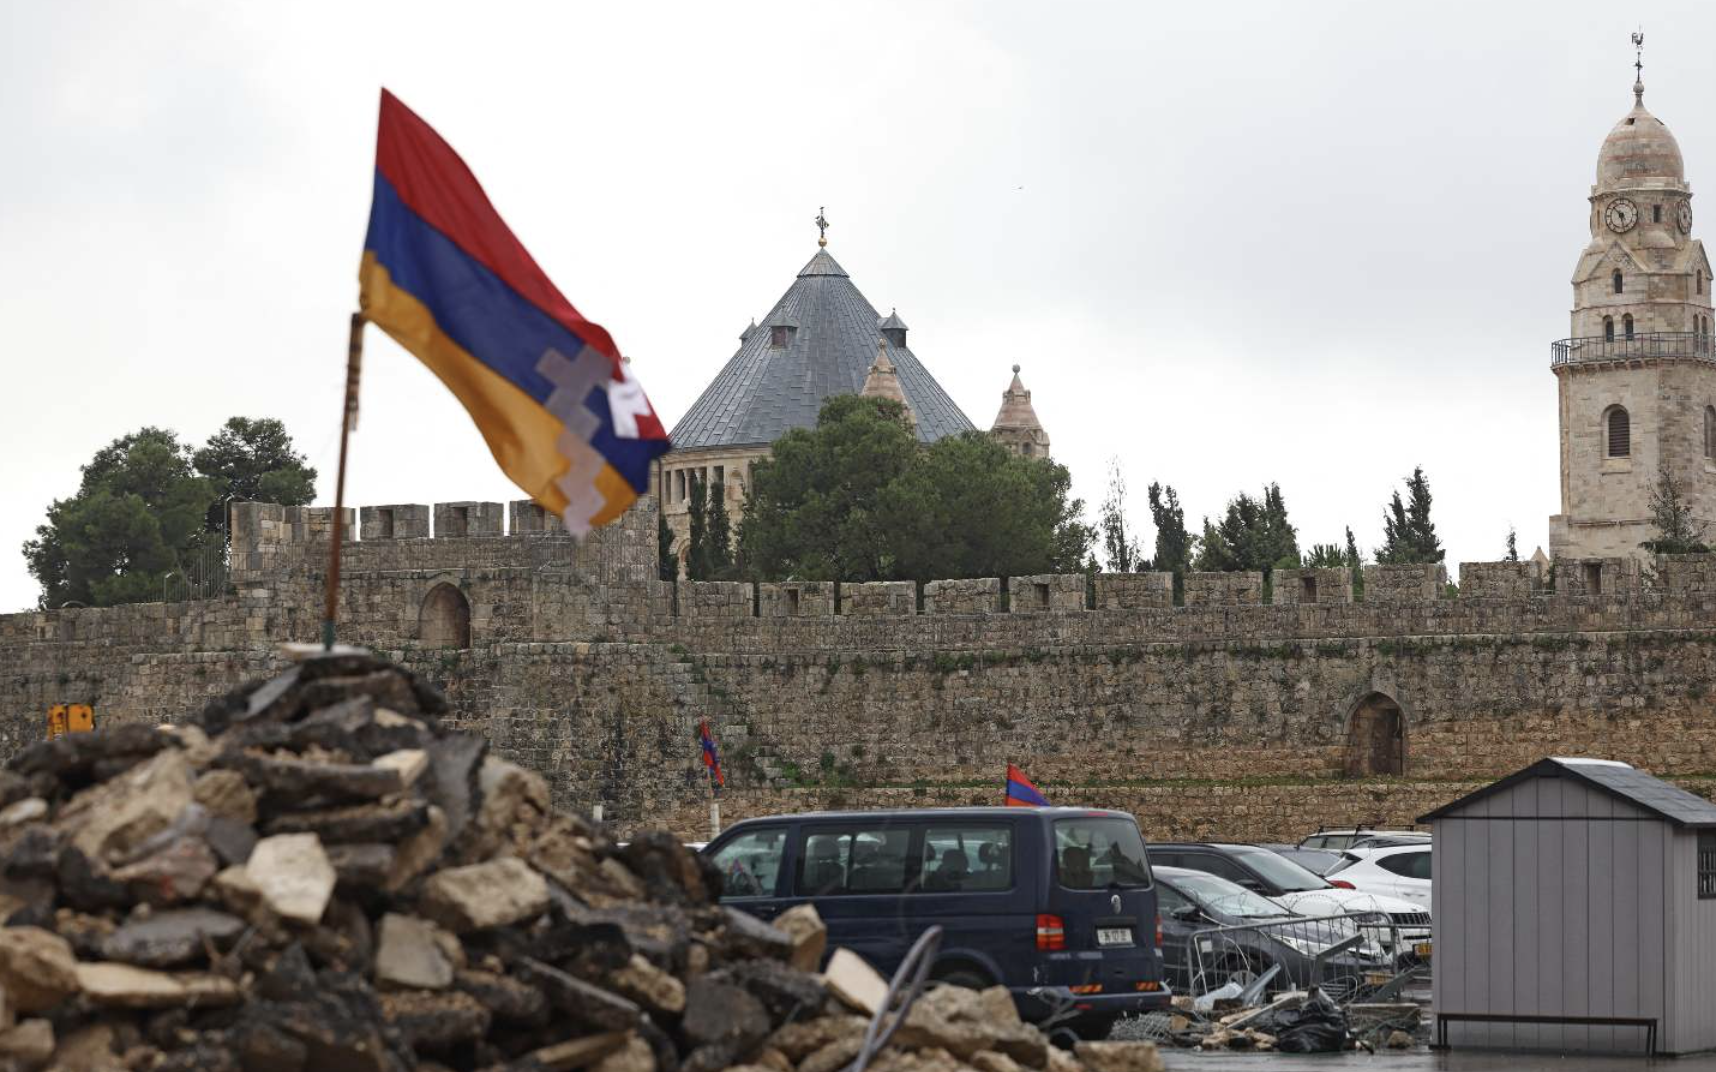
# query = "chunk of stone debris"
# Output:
<box><xmin>384</xmin><ymin>804</ymin><xmax>447</xmax><ymax>892</ymax></box>
<box><xmin>523</xmin><ymin>1029</ymin><xmax>631</xmax><ymax>1072</ymax></box>
<box><xmin>0</xmin><ymin>798</ymin><xmax>47</xmax><ymax>830</ymax></box>
<box><xmin>682</xmin><ymin>977</ymin><xmax>771</xmax><ymax>1054</ymax></box>
<box><xmin>246</xmin><ymin>833</ymin><xmax>336</xmax><ymax>924</ymax></box>
<box><xmin>1386</xmin><ymin>1029</ymin><xmax>1413</xmax><ymax>1049</ymax></box>
<box><xmin>374</xmin><ymin>913</ymin><xmax>455</xmax><ymax>990</ymax></box>
<box><xmin>773</xmin><ymin>904</ymin><xmax>827</xmax><ymax>973</ymax></box>
<box><xmin>191</xmin><ymin>769</ymin><xmax>257</xmax><ymax>825</ymax></box>
<box><xmin>56</xmin><ymin>750</ymin><xmax>194</xmax><ymax>864</ymax></box>
<box><xmin>0</xmin><ymin>1018</ymin><xmax>54</xmax><ymax>1069</ymax></box>
<box><xmin>591</xmin><ymin>1032</ymin><xmax>658</xmax><ymax>1072</ymax></box>
<box><xmin>453</xmin><ymin>969</ymin><xmax>547</xmax><ymax>1023</ymax></box>
<box><xmin>380</xmin><ymin>989</ymin><xmax>491</xmax><ymax>1050</ymax></box>
<box><xmin>237</xmin><ymin>751</ymin><xmax>405</xmax><ymax>801</ymax></box>
<box><xmin>73</xmin><ymin>962</ymin><xmax>241</xmax><ymax>1008</ymax></box>
<box><xmin>518</xmin><ymin>958</ymin><xmax>641</xmax><ymax>1031</ymax></box>
<box><xmin>420</xmin><ymin>857</ymin><xmax>548</xmax><ymax>932</ymax></box>
<box><xmin>823</xmin><ymin>948</ymin><xmax>888</xmax><ymax>1016</ymax></box>
<box><xmin>372</xmin><ymin>749</ymin><xmax>428</xmax><ymax>788</ymax></box>
<box><xmin>719</xmin><ymin>907</ymin><xmax>795</xmax><ymax>962</ymax></box>
<box><xmin>99</xmin><ymin>907</ymin><xmax>245</xmax><ymax>968</ymax></box>
<box><xmin>610</xmin><ymin>953</ymin><xmax>686</xmax><ymax>1014</ymax></box>
<box><xmin>326</xmin><ymin>843</ymin><xmax>396</xmax><ymax>887</ymax></box>
<box><xmin>798</xmin><ymin>1037</ymin><xmax>866</xmax><ymax>1072</ymax></box>
<box><xmin>0</xmin><ymin>926</ymin><xmax>79</xmax><ymax>1012</ymax></box>
<box><xmin>110</xmin><ymin>836</ymin><xmax>218</xmax><ymax>904</ymax></box>
<box><xmin>765</xmin><ymin>1015</ymin><xmax>867</xmax><ymax>1062</ymax></box>
<box><xmin>1073</xmin><ymin>1042</ymin><xmax>1166</xmax><ymax>1072</ymax></box>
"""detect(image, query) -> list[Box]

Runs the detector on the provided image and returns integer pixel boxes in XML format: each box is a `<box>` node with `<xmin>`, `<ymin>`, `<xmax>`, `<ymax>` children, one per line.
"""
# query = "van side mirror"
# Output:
<box><xmin>1172</xmin><ymin>905</ymin><xmax>1202</xmax><ymax>922</ymax></box>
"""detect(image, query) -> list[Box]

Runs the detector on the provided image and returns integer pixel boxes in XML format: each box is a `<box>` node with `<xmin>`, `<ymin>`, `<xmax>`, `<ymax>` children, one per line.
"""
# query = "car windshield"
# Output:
<box><xmin>1053</xmin><ymin>816</ymin><xmax>1151</xmax><ymax>888</ymax></box>
<box><xmin>1171</xmin><ymin>871</ymin><xmax>1291</xmax><ymax>919</ymax></box>
<box><xmin>1231</xmin><ymin>846</ymin><xmax>1330</xmax><ymax>892</ymax></box>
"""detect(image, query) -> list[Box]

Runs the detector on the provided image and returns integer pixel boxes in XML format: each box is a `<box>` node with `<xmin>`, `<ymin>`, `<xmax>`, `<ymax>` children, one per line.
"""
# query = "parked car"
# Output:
<box><xmin>702</xmin><ymin>807</ymin><xmax>1170</xmax><ymax>1037</ymax></box>
<box><xmin>1298</xmin><ymin>828</ymin><xmax>1427</xmax><ymax>851</ymax></box>
<box><xmin>1257</xmin><ymin>844</ymin><xmax>1345</xmax><ymax>876</ymax></box>
<box><xmin>1325</xmin><ymin>844</ymin><xmax>1433</xmax><ymax>910</ymax></box>
<box><xmin>1149</xmin><ymin>842</ymin><xmax>1431</xmax><ymax>953</ymax></box>
<box><xmin>1153</xmin><ymin>867</ymin><xmax>1392</xmax><ymax>997</ymax></box>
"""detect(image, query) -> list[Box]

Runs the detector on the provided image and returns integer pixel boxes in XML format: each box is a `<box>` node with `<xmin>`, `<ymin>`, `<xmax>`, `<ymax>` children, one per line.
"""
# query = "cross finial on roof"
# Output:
<box><xmin>815</xmin><ymin>207</ymin><xmax>830</xmax><ymax>248</ymax></box>
<box><xmin>1632</xmin><ymin>28</ymin><xmax>1645</xmax><ymax>103</ymax></box>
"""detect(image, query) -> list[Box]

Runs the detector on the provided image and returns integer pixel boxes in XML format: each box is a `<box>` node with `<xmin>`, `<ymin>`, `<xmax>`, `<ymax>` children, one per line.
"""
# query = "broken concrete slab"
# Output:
<box><xmin>522</xmin><ymin>1029</ymin><xmax>630</xmax><ymax>1072</ymax></box>
<box><xmin>420</xmin><ymin>857</ymin><xmax>548</xmax><ymax>932</ymax></box>
<box><xmin>191</xmin><ymin>769</ymin><xmax>257</xmax><ymax>825</ymax></box>
<box><xmin>773</xmin><ymin>904</ymin><xmax>827</xmax><ymax>973</ymax></box>
<box><xmin>823</xmin><ymin>948</ymin><xmax>887</xmax><ymax>1016</ymax></box>
<box><xmin>73</xmin><ymin>962</ymin><xmax>242</xmax><ymax>1008</ymax></box>
<box><xmin>371</xmin><ymin>749</ymin><xmax>428</xmax><ymax>789</ymax></box>
<box><xmin>265</xmin><ymin>797</ymin><xmax>429</xmax><ymax>845</ymax></box>
<box><xmin>609</xmin><ymin>953</ymin><xmax>686</xmax><ymax>1014</ymax></box>
<box><xmin>246</xmin><ymin>833</ymin><xmax>336</xmax><ymax>924</ymax></box>
<box><xmin>681</xmin><ymin>977</ymin><xmax>770</xmax><ymax>1055</ymax></box>
<box><xmin>0</xmin><ymin>926</ymin><xmax>79</xmax><ymax>1012</ymax></box>
<box><xmin>1075</xmin><ymin>1040</ymin><xmax>1166</xmax><ymax>1072</ymax></box>
<box><xmin>99</xmin><ymin>907</ymin><xmax>245</xmax><ymax>968</ymax></box>
<box><xmin>325</xmin><ymin>843</ymin><xmax>396</xmax><ymax>888</ymax></box>
<box><xmin>55</xmin><ymin>750</ymin><xmax>194</xmax><ymax>865</ymax></box>
<box><xmin>0</xmin><ymin>1018</ymin><xmax>53</xmax><ymax>1069</ymax></box>
<box><xmin>379</xmin><ymin>989</ymin><xmax>491</xmax><ymax>1051</ymax></box>
<box><xmin>373</xmin><ymin>913</ymin><xmax>455</xmax><ymax>991</ymax></box>
<box><xmin>110</xmin><ymin>835</ymin><xmax>218</xmax><ymax>905</ymax></box>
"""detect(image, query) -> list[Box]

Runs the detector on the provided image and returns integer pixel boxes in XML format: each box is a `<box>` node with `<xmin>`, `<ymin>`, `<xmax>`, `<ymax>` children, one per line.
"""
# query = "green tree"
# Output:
<box><xmin>1505</xmin><ymin>527</ymin><xmax>1519</xmax><ymax>562</ymax></box>
<box><xmin>1144</xmin><ymin>482</ymin><xmax>1194</xmax><ymax>601</ymax></box>
<box><xmin>23</xmin><ymin>428</ymin><xmax>216</xmax><ymax>608</ymax></box>
<box><xmin>192</xmin><ymin>417</ymin><xmax>317</xmax><ymax>530</ymax></box>
<box><xmin>1193</xmin><ymin>483</ymin><xmax>1299</xmax><ymax>576</ymax></box>
<box><xmin>657</xmin><ymin>511</ymin><xmax>677</xmax><ymax>580</ymax></box>
<box><xmin>739</xmin><ymin>396</ymin><xmax>920</xmax><ymax>581</ymax></box>
<box><xmin>1098</xmin><ymin>458</ymin><xmax>1142</xmax><ymax>573</ymax></box>
<box><xmin>686</xmin><ymin>473</ymin><xmax>709</xmax><ymax>580</ymax></box>
<box><xmin>706</xmin><ymin>478</ymin><xmax>734</xmax><ymax>578</ymax></box>
<box><xmin>881</xmin><ymin>432</ymin><xmax>1092</xmax><ymax>582</ymax></box>
<box><xmin>1640</xmin><ymin>465</ymin><xmax>1710</xmax><ymax>554</ymax></box>
<box><xmin>1304</xmin><ymin>543</ymin><xmax>1346</xmax><ymax>568</ymax></box>
<box><xmin>1377</xmin><ymin>466</ymin><xmax>1444</xmax><ymax>564</ymax></box>
<box><xmin>1345</xmin><ymin>526</ymin><xmax>1365</xmax><ymax>597</ymax></box>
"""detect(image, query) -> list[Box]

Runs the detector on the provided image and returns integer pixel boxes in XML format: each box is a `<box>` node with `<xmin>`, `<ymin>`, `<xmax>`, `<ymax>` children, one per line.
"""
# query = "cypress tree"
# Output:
<box><xmin>686</xmin><ymin>473</ymin><xmax>709</xmax><ymax>580</ymax></box>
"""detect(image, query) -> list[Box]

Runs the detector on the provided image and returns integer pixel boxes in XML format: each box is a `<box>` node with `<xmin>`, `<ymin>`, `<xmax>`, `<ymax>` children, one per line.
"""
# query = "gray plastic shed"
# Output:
<box><xmin>1421</xmin><ymin>757</ymin><xmax>1716</xmax><ymax>1055</ymax></box>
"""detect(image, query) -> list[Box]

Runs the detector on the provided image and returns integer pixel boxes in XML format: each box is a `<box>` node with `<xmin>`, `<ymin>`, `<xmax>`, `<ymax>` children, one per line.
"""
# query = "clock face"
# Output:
<box><xmin>1606</xmin><ymin>199</ymin><xmax>1639</xmax><ymax>233</ymax></box>
<box><xmin>1679</xmin><ymin>201</ymin><xmax>1694</xmax><ymax>233</ymax></box>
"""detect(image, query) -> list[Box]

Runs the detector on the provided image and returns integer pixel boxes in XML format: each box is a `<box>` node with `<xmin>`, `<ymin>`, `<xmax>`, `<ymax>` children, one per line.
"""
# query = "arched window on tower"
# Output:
<box><xmin>1614</xmin><ymin>270</ymin><xmax>1625</xmax><ymax>294</ymax></box>
<box><xmin>1706</xmin><ymin>405</ymin><xmax>1716</xmax><ymax>460</ymax></box>
<box><xmin>1624</xmin><ymin>313</ymin><xmax>1635</xmax><ymax>340</ymax></box>
<box><xmin>1605</xmin><ymin>405</ymin><xmax>1631</xmax><ymax>458</ymax></box>
<box><xmin>1604</xmin><ymin>316</ymin><xmax>1615</xmax><ymax>342</ymax></box>
<box><xmin>420</xmin><ymin>583</ymin><xmax>472</xmax><ymax>648</ymax></box>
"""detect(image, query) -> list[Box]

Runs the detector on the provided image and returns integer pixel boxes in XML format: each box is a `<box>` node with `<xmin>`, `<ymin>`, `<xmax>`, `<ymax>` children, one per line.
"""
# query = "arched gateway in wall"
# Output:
<box><xmin>1344</xmin><ymin>692</ymin><xmax>1406</xmax><ymax>776</ymax></box>
<box><xmin>419</xmin><ymin>583</ymin><xmax>471</xmax><ymax>648</ymax></box>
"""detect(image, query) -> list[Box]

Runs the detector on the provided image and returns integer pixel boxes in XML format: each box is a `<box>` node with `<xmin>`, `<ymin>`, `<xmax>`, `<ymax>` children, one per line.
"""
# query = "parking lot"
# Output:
<box><xmin>1161</xmin><ymin>1053</ymin><xmax>1707</xmax><ymax>1070</ymax></box>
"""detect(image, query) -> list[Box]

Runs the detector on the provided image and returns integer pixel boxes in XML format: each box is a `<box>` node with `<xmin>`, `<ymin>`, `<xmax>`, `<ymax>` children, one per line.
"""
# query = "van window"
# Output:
<box><xmin>710</xmin><ymin>828</ymin><xmax>787</xmax><ymax>899</ymax></box>
<box><xmin>919</xmin><ymin>824</ymin><xmax>1013</xmax><ymax>892</ymax></box>
<box><xmin>1053</xmin><ymin>816</ymin><xmax>1151</xmax><ymax>888</ymax></box>
<box><xmin>796</xmin><ymin>827</ymin><xmax>913</xmax><ymax>896</ymax></box>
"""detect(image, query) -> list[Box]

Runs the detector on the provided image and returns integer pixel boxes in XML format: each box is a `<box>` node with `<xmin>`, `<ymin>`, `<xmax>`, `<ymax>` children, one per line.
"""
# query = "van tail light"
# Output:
<box><xmin>1155</xmin><ymin>914</ymin><xmax>1163</xmax><ymax>948</ymax></box>
<box><xmin>1036</xmin><ymin>914</ymin><xmax>1066</xmax><ymax>951</ymax></box>
<box><xmin>1328</xmin><ymin>880</ymin><xmax>1355</xmax><ymax>890</ymax></box>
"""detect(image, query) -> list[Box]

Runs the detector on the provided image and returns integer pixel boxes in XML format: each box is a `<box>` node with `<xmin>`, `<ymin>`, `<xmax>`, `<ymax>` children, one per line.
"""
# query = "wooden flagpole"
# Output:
<box><xmin>323</xmin><ymin>313</ymin><xmax>366</xmax><ymax>650</ymax></box>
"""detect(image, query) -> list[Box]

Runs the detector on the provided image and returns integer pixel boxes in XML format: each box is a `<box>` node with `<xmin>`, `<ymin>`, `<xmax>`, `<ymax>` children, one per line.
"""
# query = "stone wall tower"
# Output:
<box><xmin>1550</xmin><ymin>61</ymin><xmax>1716</xmax><ymax>561</ymax></box>
<box><xmin>991</xmin><ymin>365</ymin><xmax>1051</xmax><ymax>458</ymax></box>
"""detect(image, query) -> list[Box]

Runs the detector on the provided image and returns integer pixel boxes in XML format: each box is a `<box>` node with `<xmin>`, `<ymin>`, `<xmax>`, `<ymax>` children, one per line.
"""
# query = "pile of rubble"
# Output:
<box><xmin>0</xmin><ymin>652</ymin><xmax>1164</xmax><ymax>1072</ymax></box>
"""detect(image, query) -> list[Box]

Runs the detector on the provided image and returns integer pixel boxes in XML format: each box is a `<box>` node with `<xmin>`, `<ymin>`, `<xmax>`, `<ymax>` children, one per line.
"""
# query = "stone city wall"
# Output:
<box><xmin>6</xmin><ymin>495</ymin><xmax>1716</xmax><ymax>841</ymax></box>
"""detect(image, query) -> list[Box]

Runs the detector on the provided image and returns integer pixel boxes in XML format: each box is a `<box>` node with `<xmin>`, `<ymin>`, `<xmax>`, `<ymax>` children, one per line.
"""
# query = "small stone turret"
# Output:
<box><xmin>990</xmin><ymin>364</ymin><xmax>1050</xmax><ymax>458</ymax></box>
<box><xmin>860</xmin><ymin>341</ymin><xmax>917</xmax><ymax>431</ymax></box>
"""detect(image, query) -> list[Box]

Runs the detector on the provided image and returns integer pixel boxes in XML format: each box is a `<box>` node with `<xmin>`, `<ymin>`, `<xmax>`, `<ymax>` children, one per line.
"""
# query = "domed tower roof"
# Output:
<box><xmin>1596</xmin><ymin>80</ymin><xmax>1685</xmax><ymax>189</ymax></box>
<box><xmin>990</xmin><ymin>364</ymin><xmax>1050</xmax><ymax>458</ymax></box>
<box><xmin>860</xmin><ymin>341</ymin><xmax>917</xmax><ymax>430</ymax></box>
<box><xmin>670</xmin><ymin>244</ymin><xmax>975</xmax><ymax>449</ymax></box>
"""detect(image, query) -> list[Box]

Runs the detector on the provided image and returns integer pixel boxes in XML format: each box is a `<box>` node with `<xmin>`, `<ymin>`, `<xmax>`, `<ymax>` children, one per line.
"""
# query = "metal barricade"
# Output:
<box><xmin>1179</xmin><ymin>912</ymin><xmax>1425</xmax><ymax>1005</ymax></box>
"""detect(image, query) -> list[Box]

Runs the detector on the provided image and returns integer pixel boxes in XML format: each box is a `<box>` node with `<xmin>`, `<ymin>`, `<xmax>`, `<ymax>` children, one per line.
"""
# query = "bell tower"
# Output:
<box><xmin>1549</xmin><ymin>39</ymin><xmax>1716</xmax><ymax>561</ymax></box>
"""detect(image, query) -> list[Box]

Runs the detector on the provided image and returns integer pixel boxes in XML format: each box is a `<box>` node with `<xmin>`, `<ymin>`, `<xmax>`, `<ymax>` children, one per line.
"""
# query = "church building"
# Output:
<box><xmin>1550</xmin><ymin>54</ymin><xmax>1716</xmax><ymax>561</ymax></box>
<box><xmin>657</xmin><ymin>220</ymin><xmax>1050</xmax><ymax>571</ymax></box>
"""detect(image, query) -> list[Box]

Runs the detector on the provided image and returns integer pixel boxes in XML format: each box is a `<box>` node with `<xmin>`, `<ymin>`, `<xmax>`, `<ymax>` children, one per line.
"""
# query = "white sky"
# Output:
<box><xmin>2</xmin><ymin>0</ymin><xmax>1708</xmax><ymax>612</ymax></box>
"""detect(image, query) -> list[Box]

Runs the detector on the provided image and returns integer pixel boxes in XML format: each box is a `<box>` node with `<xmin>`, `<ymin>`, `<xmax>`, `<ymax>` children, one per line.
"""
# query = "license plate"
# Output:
<box><xmin>1414</xmin><ymin>941</ymin><xmax>1433</xmax><ymax>959</ymax></box>
<box><xmin>1097</xmin><ymin>927</ymin><xmax>1134</xmax><ymax>947</ymax></box>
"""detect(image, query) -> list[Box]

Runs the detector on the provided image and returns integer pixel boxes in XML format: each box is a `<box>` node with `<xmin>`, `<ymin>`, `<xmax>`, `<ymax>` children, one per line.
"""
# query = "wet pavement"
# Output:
<box><xmin>1161</xmin><ymin>1052</ymin><xmax>1712</xmax><ymax>1070</ymax></box>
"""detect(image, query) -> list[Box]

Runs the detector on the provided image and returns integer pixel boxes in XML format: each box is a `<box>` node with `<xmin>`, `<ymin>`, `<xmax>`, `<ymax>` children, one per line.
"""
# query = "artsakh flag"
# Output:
<box><xmin>698</xmin><ymin>719</ymin><xmax>724</xmax><ymax>788</ymax></box>
<box><xmin>1006</xmin><ymin>763</ymin><xmax>1049</xmax><ymax>807</ymax></box>
<box><xmin>358</xmin><ymin>89</ymin><xmax>670</xmax><ymax>534</ymax></box>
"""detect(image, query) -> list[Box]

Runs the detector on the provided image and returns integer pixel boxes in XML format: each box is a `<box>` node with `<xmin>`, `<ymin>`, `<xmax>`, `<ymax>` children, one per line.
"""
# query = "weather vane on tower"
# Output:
<box><xmin>1632</xmin><ymin>28</ymin><xmax>1645</xmax><ymax>102</ymax></box>
<box><xmin>815</xmin><ymin>207</ymin><xmax>830</xmax><ymax>248</ymax></box>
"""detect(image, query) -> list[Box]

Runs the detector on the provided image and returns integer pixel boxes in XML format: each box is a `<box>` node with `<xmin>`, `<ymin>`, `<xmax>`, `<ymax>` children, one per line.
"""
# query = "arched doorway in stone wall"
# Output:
<box><xmin>1344</xmin><ymin>692</ymin><xmax>1405</xmax><ymax>776</ymax></box>
<box><xmin>419</xmin><ymin>583</ymin><xmax>471</xmax><ymax>648</ymax></box>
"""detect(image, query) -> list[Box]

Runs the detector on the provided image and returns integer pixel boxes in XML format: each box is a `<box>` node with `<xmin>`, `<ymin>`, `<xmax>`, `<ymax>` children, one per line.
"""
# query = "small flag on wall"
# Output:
<box><xmin>357</xmin><ymin>89</ymin><xmax>670</xmax><ymax>535</ymax></box>
<box><xmin>1006</xmin><ymin>763</ymin><xmax>1049</xmax><ymax>807</ymax></box>
<box><xmin>698</xmin><ymin>719</ymin><xmax>724</xmax><ymax>788</ymax></box>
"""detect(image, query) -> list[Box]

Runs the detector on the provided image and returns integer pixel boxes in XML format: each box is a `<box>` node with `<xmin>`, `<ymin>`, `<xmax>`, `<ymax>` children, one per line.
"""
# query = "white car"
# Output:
<box><xmin>1326</xmin><ymin>844</ymin><xmax>1433</xmax><ymax>911</ymax></box>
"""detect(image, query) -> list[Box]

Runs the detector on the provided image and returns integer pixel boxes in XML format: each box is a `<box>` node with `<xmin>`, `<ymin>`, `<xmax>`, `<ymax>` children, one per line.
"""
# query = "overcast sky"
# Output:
<box><xmin>2</xmin><ymin>1</ymin><xmax>1708</xmax><ymax>612</ymax></box>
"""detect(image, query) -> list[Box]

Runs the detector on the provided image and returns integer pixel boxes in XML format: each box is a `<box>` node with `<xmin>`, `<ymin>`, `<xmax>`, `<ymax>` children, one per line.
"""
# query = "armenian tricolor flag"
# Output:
<box><xmin>1006</xmin><ymin>763</ymin><xmax>1049</xmax><ymax>807</ymax></box>
<box><xmin>358</xmin><ymin>90</ymin><xmax>669</xmax><ymax>534</ymax></box>
<box><xmin>698</xmin><ymin>719</ymin><xmax>724</xmax><ymax>788</ymax></box>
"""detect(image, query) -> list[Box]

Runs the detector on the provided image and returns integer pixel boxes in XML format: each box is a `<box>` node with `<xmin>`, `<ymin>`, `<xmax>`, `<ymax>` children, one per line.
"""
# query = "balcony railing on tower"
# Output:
<box><xmin>1551</xmin><ymin>331</ymin><xmax>1716</xmax><ymax>367</ymax></box>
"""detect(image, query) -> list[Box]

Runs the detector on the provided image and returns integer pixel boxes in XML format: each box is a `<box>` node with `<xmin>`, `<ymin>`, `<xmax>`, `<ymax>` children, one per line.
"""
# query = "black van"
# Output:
<box><xmin>701</xmin><ymin>806</ymin><xmax>1169</xmax><ymax>1036</ymax></box>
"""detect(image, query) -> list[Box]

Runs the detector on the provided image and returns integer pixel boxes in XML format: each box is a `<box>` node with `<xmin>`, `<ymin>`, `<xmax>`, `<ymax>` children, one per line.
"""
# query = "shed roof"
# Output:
<box><xmin>1419</xmin><ymin>757</ymin><xmax>1716</xmax><ymax>828</ymax></box>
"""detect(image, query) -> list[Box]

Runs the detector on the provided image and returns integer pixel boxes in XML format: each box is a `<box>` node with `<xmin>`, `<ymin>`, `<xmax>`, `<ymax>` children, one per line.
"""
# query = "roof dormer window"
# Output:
<box><xmin>769</xmin><ymin>326</ymin><xmax>791</xmax><ymax>348</ymax></box>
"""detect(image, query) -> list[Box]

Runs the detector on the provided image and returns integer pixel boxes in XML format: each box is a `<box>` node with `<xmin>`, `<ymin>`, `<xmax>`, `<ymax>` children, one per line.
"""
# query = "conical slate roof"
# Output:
<box><xmin>669</xmin><ymin>249</ymin><xmax>975</xmax><ymax>449</ymax></box>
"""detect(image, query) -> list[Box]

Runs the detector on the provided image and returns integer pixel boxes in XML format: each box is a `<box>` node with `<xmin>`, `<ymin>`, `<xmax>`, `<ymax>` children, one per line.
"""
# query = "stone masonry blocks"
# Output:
<box><xmin>510</xmin><ymin>500</ymin><xmax>565</xmax><ymax>535</ymax></box>
<box><xmin>925</xmin><ymin>578</ymin><xmax>1001</xmax><ymax>614</ymax></box>
<box><xmin>1271</xmin><ymin>568</ymin><xmax>1353</xmax><ymax>606</ymax></box>
<box><xmin>1558</xmin><ymin>557</ymin><xmax>1641</xmax><ymax>598</ymax></box>
<box><xmin>434</xmin><ymin>502</ymin><xmax>504</xmax><ymax>538</ymax></box>
<box><xmin>841</xmin><ymin>582</ymin><xmax>915</xmax><ymax>616</ymax></box>
<box><xmin>1459</xmin><ymin>562</ymin><xmax>1542</xmax><ymax>600</ymax></box>
<box><xmin>758</xmin><ymin>583</ymin><xmax>835</xmax><ymax>618</ymax></box>
<box><xmin>1095</xmin><ymin>573</ymin><xmax>1174</xmax><ymax>610</ymax></box>
<box><xmin>360</xmin><ymin>504</ymin><xmax>429</xmax><ymax>541</ymax></box>
<box><xmin>1363</xmin><ymin>564</ymin><xmax>1447</xmax><ymax>602</ymax></box>
<box><xmin>1010</xmin><ymin>574</ymin><xmax>1086</xmax><ymax>613</ymax></box>
<box><xmin>1182</xmin><ymin>572</ymin><xmax>1262</xmax><ymax>607</ymax></box>
<box><xmin>683</xmin><ymin>581</ymin><xmax>750</xmax><ymax>619</ymax></box>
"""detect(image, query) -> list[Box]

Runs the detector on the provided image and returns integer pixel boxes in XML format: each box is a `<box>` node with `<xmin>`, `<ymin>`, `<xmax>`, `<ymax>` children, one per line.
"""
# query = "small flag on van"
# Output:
<box><xmin>1006</xmin><ymin>763</ymin><xmax>1049</xmax><ymax>807</ymax></box>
